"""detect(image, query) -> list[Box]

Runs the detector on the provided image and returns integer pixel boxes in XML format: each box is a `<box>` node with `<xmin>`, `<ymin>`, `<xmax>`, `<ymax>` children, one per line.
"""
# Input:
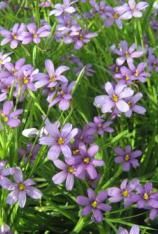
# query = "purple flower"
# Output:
<box><xmin>1</xmin><ymin>23</ymin><xmax>26</xmax><ymax>49</ymax></box>
<box><xmin>19</xmin><ymin>144</ymin><xmax>40</xmax><ymax>163</ymax></box>
<box><xmin>0</xmin><ymin>161</ymin><xmax>12</xmax><ymax>188</ymax></box>
<box><xmin>71</xmin><ymin>30</ymin><xmax>98</xmax><ymax>50</ymax></box>
<box><xmin>149</xmin><ymin>208</ymin><xmax>158</xmax><ymax>220</ymax></box>
<box><xmin>114</xmin><ymin>66</ymin><xmax>134</xmax><ymax>84</ymax></box>
<box><xmin>129</xmin><ymin>62</ymin><xmax>149</xmax><ymax>83</ymax></box>
<box><xmin>35</xmin><ymin>59</ymin><xmax>69</xmax><ymax>89</ymax></box>
<box><xmin>52</xmin><ymin>158</ymin><xmax>77</xmax><ymax>191</ymax></box>
<box><xmin>21</xmin><ymin>23</ymin><xmax>51</xmax><ymax>44</ymax></box>
<box><xmin>77</xmin><ymin>188</ymin><xmax>111</xmax><ymax>222</ymax></box>
<box><xmin>0</xmin><ymin>1</ymin><xmax>8</xmax><ymax>10</ymax></box>
<box><xmin>118</xmin><ymin>225</ymin><xmax>140</xmax><ymax>234</ymax></box>
<box><xmin>74</xmin><ymin>144</ymin><xmax>104</xmax><ymax>180</ymax></box>
<box><xmin>147</xmin><ymin>48</ymin><xmax>158</xmax><ymax>72</ymax></box>
<box><xmin>0</xmin><ymin>101</ymin><xmax>23</xmax><ymax>128</ymax></box>
<box><xmin>114</xmin><ymin>145</ymin><xmax>142</xmax><ymax>171</ymax></box>
<box><xmin>86</xmin><ymin>116</ymin><xmax>114</xmax><ymax>136</ymax></box>
<box><xmin>125</xmin><ymin>92</ymin><xmax>146</xmax><ymax>117</ymax></box>
<box><xmin>47</xmin><ymin>81</ymin><xmax>75</xmax><ymax>111</ymax></box>
<box><xmin>6</xmin><ymin>168</ymin><xmax>42</xmax><ymax>208</ymax></box>
<box><xmin>135</xmin><ymin>183</ymin><xmax>158</xmax><ymax>209</ymax></box>
<box><xmin>112</xmin><ymin>41</ymin><xmax>144</xmax><ymax>66</ymax></box>
<box><xmin>39</xmin><ymin>121</ymin><xmax>78</xmax><ymax>160</ymax></box>
<box><xmin>15</xmin><ymin>65</ymin><xmax>38</xmax><ymax>92</ymax></box>
<box><xmin>49</xmin><ymin>0</ymin><xmax>76</xmax><ymax>16</ymax></box>
<box><xmin>0</xmin><ymin>52</ymin><xmax>11</xmax><ymax>69</ymax></box>
<box><xmin>105</xmin><ymin>5</ymin><xmax>128</xmax><ymax>29</ymax></box>
<box><xmin>0</xmin><ymin>224</ymin><xmax>12</xmax><ymax>234</ymax></box>
<box><xmin>108</xmin><ymin>179</ymin><xmax>140</xmax><ymax>207</ymax></box>
<box><xmin>120</xmin><ymin>0</ymin><xmax>148</xmax><ymax>19</ymax></box>
<box><xmin>40</xmin><ymin>0</ymin><xmax>51</xmax><ymax>8</ymax></box>
<box><xmin>94</xmin><ymin>82</ymin><xmax>134</xmax><ymax>113</ymax></box>
<box><xmin>74</xmin><ymin>126</ymin><xmax>95</xmax><ymax>146</ymax></box>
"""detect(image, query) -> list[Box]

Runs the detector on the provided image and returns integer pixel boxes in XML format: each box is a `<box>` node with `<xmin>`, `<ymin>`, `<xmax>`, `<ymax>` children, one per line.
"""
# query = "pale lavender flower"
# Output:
<box><xmin>114</xmin><ymin>145</ymin><xmax>142</xmax><ymax>171</ymax></box>
<box><xmin>52</xmin><ymin>158</ymin><xmax>77</xmax><ymax>190</ymax></box>
<box><xmin>15</xmin><ymin>65</ymin><xmax>38</xmax><ymax>92</ymax></box>
<box><xmin>21</xmin><ymin>23</ymin><xmax>50</xmax><ymax>44</ymax></box>
<box><xmin>77</xmin><ymin>188</ymin><xmax>111</xmax><ymax>222</ymax></box>
<box><xmin>94</xmin><ymin>82</ymin><xmax>134</xmax><ymax>113</ymax></box>
<box><xmin>74</xmin><ymin>144</ymin><xmax>104</xmax><ymax>180</ymax></box>
<box><xmin>86</xmin><ymin>116</ymin><xmax>114</xmax><ymax>136</ymax></box>
<box><xmin>70</xmin><ymin>30</ymin><xmax>97</xmax><ymax>50</ymax></box>
<box><xmin>129</xmin><ymin>62</ymin><xmax>150</xmax><ymax>83</ymax></box>
<box><xmin>135</xmin><ymin>183</ymin><xmax>158</xmax><ymax>209</ymax></box>
<box><xmin>0</xmin><ymin>224</ymin><xmax>12</xmax><ymax>234</ymax></box>
<box><xmin>108</xmin><ymin>179</ymin><xmax>140</xmax><ymax>207</ymax></box>
<box><xmin>19</xmin><ymin>144</ymin><xmax>40</xmax><ymax>163</ymax></box>
<box><xmin>147</xmin><ymin>48</ymin><xmax>158</xmax><ymax>72</ymax></box>
<box><xmin>0</xmin><ymin>1</ymin><xmax>8</xmax><ymax>10</ymax></box>
<box><xmin>125</xmin><ymin>92</ymin><xmax>146</xmax><ymax>117</ymax></box>
<box><xmin>1</xmin><ymin>58</ymin><xmax>30</xmax><ymax>86</ymax></box>
<box><xmin>114</xmin><ymin>66</ymin><xmax>133</xmax><ymax>84</ymax></box>
<box><xmin>0</xmin><ymin>161</ymin><xmax>12</xmax><ymax>188</ymax></box>
<box><xmin>149</xmin><ymin>208</ymin><xmax>158</xmax><ymax>220</ymax></box>
<box><xmin>120</xmin><ymin>0</ymin><xmax>148</xmax><ymax>19</ymax></box>
<box><xmin>74</xmin><ymin>126</ymin><xmax>95</xmax><ymax>146</ymax></box>
<box><xmin>105</xmin><ymin>5</ymin><xmax>129</xmax><ymax>29</ymax></box>
<box><xmin>40</xmin><ymin>0</ymin><xmax>51</xmax><ymax>8</ymax></box>
<box><xmin>0</xmin><ymin>101</ymin><xmax>23</xmax><ymax>128</ymax></box>
<box><xmin>1</xmin><ymin>23</ymin><xmax>26</xmax><ymax>49</ymax></box>
<box><xmin>47</xmin><ymin>81</ymin><xmax>75</xmax><ymax>110</ymax></box>
<box><xmin>49</xmin><ymin>0</ymin><xmax>76</xmax><ymax>16</ymax></box>
<box><xmin>112</xmin><ymin>41</ymin><xmax>144</xmax><ymax>66</ymax></box>
<box><xmin>39</xmin><ymin>121</ymin><xmax>78</xmax><ymax>160</ymax></box>
<box><xmin>0</xmin><ymin>52</ymin><xmax>11</xmax><ymax>69</ymax></box>
<box><xmin>6</xmin><ymin>167</ymin><xmax>42</xmax><ymax>208</ymax></box>
<box><xmin>118</xmin><ymin>225</ymin><xmax>140</xmax><ymax>234</ymax></box>
<box><xmin>35</xmin><ymin>59</ymin><xmax>69</xmax><ymax>89</ymax></box>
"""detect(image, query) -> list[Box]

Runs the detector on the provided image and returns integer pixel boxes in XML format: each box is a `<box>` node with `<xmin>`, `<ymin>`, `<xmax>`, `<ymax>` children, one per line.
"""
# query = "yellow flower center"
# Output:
<box><xmin>33</xmin><ymin>33</ymin><xmax>38</xmax><ymax>38</ymax></box>
<box><xmin>0</xmin><ymin>59</ymin><xmax>3</xmax><ymax>64</ymax></box>
<box><xmin>57</xmin><ymin>137</ymin><xmax>65</xmax><ymax>145</ymax></box>
<box><xmin>13</xmin><ymin>34</ymin><xmax>17</xmax><ymax>40</ymax></box>
<box><xmin>128</xmin><ymin>101</ymin><xmax>132</xmax><ymax>107</ymax></box>
<box><xmin>50</xmin><ymin>75</ymin><xmax>56</xmax><ymax>82</ymax></box>
<box><xmin>113</xmin><ymin>12</ymin><xmax>119</xmax><ymax>19</ymax></box>
<box><xmin>122</xmin><ymin>190</ymin><xmax>129</xmax><ymax>197</ymax></box>
<box><xmin>83</xmin><ymin>157</ymin><xmax>90</xmax><ymax>164</ymax></box>
<box><xmin>112</xmin><ymin>94</ymin><xmax>119</xmax><ymax>102</ymax></box>
<box><xmin>125</xmin><ymin>51</ymin><xmax>129</xmax><ymax>57</ymax></box>
<box><xmin>135</xmin><ymin>70</ymin><xmax>139</xmax><ymax>77</ymax></box>
<box><xmin>1</xmin><ymin>113</ymin><xmax>8</xmax><ymax>122</ymax></box>
<box><xmin>18</xmin><ymin>183</ymin><xmax>26</xmax><ymax>191</ymax></box>
<box><xmin>124</xmin><ymin>154</ymin><xmax>130</xmax><ymax>161</ymax></box>
<box><xmin>23</xmin><ymin>77</ymin><xmax>29</xmax><ymax>84</ymax></box>
<box><xmin>91</xmin><ymin>200</ymin><xmax>97</xmax><ymax>208</ymax></box>
<box><xmin>73</xmin><ymin>149</ymin><xmax>79</xmax><ymax>155</ymax></box>
<box><xmin>67</xmin><ymin>166</ymin><xmax>75</xmax><ymax>174</ymax></box>
<box><xmin>143</xmin><ymin>193</ymin><xmax>149</xmax><ymax>200</ymax></box>
<box><xmin>125</xmin><ymin>75</ymin><xmax>129</xmax><ymax>81</ymax></box>
<box><xmin>115</xmin><ymin>66</ymin><xmax>119</xmax><ymax>73</ymax></box>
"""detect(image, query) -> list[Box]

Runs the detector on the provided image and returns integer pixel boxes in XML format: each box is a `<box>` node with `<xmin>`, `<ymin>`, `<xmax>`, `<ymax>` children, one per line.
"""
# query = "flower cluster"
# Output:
<box><xmin>89</xmin><ymin>0</ymin><xmax>148</xmax><ymax>29</ymax></box>
<box><xmin>0</xmin><ymin>22</ymin><xmax>51</xmax><ymax>49</ymax></box>
<box><xmin>49</xmin><ymin>0</ymin><xmax>97</xmax><ymax>49</ymax></box>
<box><xmin>34</xmin><ymin>59</ymin><xmax>74</xmax><ymax>111</ymax></box>
<box><xmin>0</xmin><ymin>58</ymin><xmax>39</xmax><ymax>101</ymax></box>
<box><xmin>108</xmin><ymin>179</ymin><xmax>158</xmax><ymax>221</ymax></box>
<box><xmin>94</xmin><ymin>40</ymin><xmax>148</xmax><ymax>119</ymax></box>
<box><xmin>39</xmin><ymin>120</ymin><xmax>105</xmax><ymax>190</ymax></box>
